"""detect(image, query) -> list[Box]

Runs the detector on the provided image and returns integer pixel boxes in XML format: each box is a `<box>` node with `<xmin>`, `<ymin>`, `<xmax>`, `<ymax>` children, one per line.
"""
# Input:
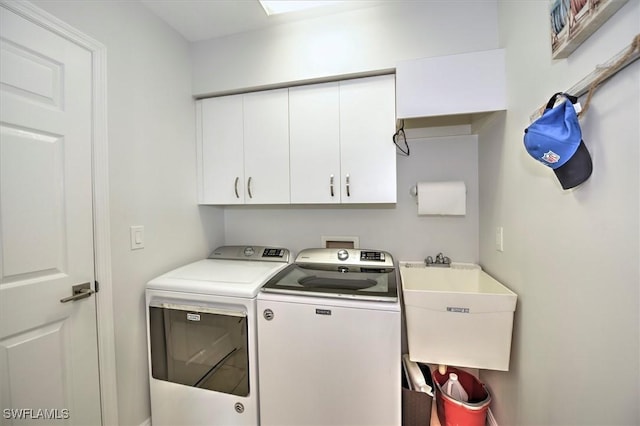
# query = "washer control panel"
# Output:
<box><xmin>295</xmin><ymin>248</ymin><xmax>394</xmax><ymax>270</ymax></box>
<box><xmin>360</xmin><ymin>251</ymin><xmax>385</xmax><ymax>262</ymax></box>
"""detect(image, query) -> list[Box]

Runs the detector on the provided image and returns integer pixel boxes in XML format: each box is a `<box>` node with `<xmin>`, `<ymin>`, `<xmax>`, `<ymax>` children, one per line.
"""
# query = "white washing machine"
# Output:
<box><xmin>145</xmin><ymin>246</ymin><xmax>290</xmax><ymax>426</ymax></box>
<box><xmin>257</xmin><ymin>248</ymin><xmax>401</xmax><ymax>426</ymax></box>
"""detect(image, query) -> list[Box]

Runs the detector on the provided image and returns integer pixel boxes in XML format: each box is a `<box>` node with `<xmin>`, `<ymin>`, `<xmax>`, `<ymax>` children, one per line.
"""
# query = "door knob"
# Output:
<box><xmin>60</xmin><ymin>282</ymin><xmax>95</xmax><ymax>303</ymax></box>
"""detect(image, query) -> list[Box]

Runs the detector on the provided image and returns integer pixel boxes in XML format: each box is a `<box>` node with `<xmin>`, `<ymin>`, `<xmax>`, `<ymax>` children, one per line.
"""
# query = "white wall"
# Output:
<box><xmin>478</xmin><ymin>1</ymin><xmax>639</xmax><ymax>425</ymax></box>
<box><xmin>28</xmin><ymin>1</ymin><xmax>632</xmax><ymax>425</ymax></box>
<box><xmin>30</xmin><ymin>2</ymin><xmax>225</xmax><ymax>425</ymax></box>
<box><xmin>191</xmin><ymin>1</ymin><xmax>500</xmax><ymax>96</ymax></box>
<box><xmin>195</xmin><ymin>0</ymin><xmax>496</xmax><ymax>414</ymax></box>
<box><xmin>195</xmin><ymin>0</ymin><xmax>502</xmax><ymax>263</ymax></box>
<box><xmin>224</xmin><ymin>135</ymin><xmax>479</xmax><ymax>262</ymax></box>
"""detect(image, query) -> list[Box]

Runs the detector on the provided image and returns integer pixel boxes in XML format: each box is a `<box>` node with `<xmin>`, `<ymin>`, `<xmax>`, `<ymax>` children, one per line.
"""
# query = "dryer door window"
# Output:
<box><xmin>149</xmin><ymin>303</ymin><xmax>249</xmax><ymax>396</ymax></box>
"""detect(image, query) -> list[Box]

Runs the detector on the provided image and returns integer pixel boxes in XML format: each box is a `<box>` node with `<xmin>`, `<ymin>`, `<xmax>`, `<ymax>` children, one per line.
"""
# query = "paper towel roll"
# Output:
<box><xmin>417</xmin><ymin>181</ymin><xmax>466</xmax><ymax>216</ymax></box>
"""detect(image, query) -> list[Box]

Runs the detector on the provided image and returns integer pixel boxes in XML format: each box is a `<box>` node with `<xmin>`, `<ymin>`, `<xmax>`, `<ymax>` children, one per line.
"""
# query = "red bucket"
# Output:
<box><xmin>432</xmin><ymin>367</ymin><xmax>491</xmax><ymax>426</ymax></box>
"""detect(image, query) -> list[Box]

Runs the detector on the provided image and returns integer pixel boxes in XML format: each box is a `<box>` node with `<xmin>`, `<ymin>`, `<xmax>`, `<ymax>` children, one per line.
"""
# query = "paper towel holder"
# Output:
<box><xmin>411</xmin><ymin>181</ymin><xmax>467</xmax><ymax>216</ymax></box>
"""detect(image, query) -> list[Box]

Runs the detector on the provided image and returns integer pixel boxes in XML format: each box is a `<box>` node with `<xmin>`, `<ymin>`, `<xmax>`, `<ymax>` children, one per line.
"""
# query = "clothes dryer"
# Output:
<box><xmin>145</xmin><ymin>246</ymin><xmax>290</xmax><ymax>426</ymax></box>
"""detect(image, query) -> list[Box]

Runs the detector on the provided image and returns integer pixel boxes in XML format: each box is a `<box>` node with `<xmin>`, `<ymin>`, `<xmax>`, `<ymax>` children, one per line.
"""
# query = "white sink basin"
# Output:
<box><xmin>400</xmin><ymin>262</ymin><xmax>517</xmax><ymax>371</ymax></box>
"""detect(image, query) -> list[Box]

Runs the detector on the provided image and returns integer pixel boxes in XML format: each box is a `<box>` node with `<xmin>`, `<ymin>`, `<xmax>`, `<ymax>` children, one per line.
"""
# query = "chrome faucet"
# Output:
<box><xmin>425</xmin><ymin>252</ymin><xmax>451</xmax><ymax>267</ymax></box>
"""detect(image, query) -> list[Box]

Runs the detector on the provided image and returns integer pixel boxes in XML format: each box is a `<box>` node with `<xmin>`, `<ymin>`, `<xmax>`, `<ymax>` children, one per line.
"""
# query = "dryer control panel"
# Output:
<box><xmin>209</xmin><ymin>246</ymin><xmax>290</xmax><ymax>263</ymax></box>
<box><xmin>262</xmin><ymin>248</ymin><xmax>287</xmax><ymax>258</ymax></box>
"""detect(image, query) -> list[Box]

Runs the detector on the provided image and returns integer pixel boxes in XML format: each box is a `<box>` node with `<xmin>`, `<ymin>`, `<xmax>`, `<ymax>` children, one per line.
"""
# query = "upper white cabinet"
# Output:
<box><xmin>243</xmin><ymin>89</ymin><xmax>290</xmax><ymax>204</ymax></box>
<box><xmin>198</xmin><ymin>94</ymin><xmax>244</xmax><ymax>204</ymax></box>
<box><xmin>198</xmin><ymin>88</ymin><xmax>290</xmax><ymax>205</ymax></box>
<box><xmin>396</xmin><ymin>49</ymin><xmax>506</xmax><ymax>119</ymax></box>
<box><xmin>289</xmin><ymin>82</ymin><xmax>341</xmax><ymax>203</ymax></box>
<box><xmin>339</xmin><ymin>75</ymin><xmax>396</xmax><ymax>204</ymax></box>
<box><xmin>289</xmin><ymin>75</ymin><xmax>396</xmax><ymax>204</ymax></box>
<box><xmin>198</xmin><ymin>75</ymin><xmax>396</xmax><ymax>205</ymax></box>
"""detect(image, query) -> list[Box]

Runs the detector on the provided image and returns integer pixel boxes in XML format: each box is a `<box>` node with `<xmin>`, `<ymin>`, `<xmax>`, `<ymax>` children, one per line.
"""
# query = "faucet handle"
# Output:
<box><xmin>426</xmin><ymin>253</ymin><xmax>451</xmax><ymax>267</ymax></box>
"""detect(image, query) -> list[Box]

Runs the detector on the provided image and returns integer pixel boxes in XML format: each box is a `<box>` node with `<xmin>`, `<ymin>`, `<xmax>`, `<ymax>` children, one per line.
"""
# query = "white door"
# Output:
<box><xmin>339</xmin><ymin>75</ymin><xmax>396</xmax><ymax>204</ymax></box>
<box><xmin>289</xmin><ymin>82</ymin><xmax>340</xmax><ymax>204</ymax></box>
<box><xmin>0</xmin><ymin>6</ymin><xmax>102</xmax><ymax>425</ymax></box>
<box><xmin>243</xmin><ymin>88</ymin><xmax>290</xmax><ymax>204</ymax></box>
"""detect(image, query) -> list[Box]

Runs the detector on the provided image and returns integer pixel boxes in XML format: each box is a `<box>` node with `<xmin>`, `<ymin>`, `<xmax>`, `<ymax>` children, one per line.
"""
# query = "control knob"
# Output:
<box><xmin>337</xmin><ymin>249</ymin><xmax>349</xmax><ymax>261</ymax></box>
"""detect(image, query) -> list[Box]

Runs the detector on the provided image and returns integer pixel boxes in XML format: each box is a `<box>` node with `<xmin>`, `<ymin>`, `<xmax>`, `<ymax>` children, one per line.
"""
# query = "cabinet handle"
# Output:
<box><xmin>330</xmin><ymin>174</ymin><xmax>334</xmax><ymax>197</ymax></box>
<box><xmin>346</xmin><ymin>174</ymin><xmax>350</xmax><ymax>197</ymax></box>
<box><xmin>247</xmin><ymin>177</ymin><xmax>253</xmax><ymax>199</ymax></box>
<box><xmin>234</xmin><ymin>177</ymin><xmax>240</xmax><ymax>199</ymax></box>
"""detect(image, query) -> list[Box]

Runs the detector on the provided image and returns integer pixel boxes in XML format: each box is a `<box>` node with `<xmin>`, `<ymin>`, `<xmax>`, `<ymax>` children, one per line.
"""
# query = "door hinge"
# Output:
<box><xmin>95</xmin><ymin>280</ymin><xmax>100</xmax><ymax>293</ymax></box>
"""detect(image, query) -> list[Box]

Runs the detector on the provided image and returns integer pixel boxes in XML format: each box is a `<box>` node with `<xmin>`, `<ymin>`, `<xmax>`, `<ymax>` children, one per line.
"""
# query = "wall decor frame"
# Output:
<box><xmin>550</xmin><ymin>0</ymin><xmax>629</xmax><ymax>59</ymax></box>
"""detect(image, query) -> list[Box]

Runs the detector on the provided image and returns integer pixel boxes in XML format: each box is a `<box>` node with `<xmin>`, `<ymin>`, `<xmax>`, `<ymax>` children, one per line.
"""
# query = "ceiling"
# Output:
<box><xmin>139</xmin><ymin>0</ymin><xmax>385</xmax><ymax>42</ymax></box>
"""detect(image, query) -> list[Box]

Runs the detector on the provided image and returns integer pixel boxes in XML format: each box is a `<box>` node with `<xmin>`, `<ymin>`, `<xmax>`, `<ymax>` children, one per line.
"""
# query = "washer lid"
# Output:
<box><xmin>147</xmin><ymin>259</ymin><xmax>290</xmax><ymax>298</ymax></box>
<box><xmin>261</xmin><ymin>262</ymin><xmax>398</xmax><ymax>302</ymax></box>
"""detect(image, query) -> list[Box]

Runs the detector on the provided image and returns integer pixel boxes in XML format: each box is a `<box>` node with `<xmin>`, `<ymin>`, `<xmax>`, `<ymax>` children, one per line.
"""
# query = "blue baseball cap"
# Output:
<box><xmin>524</xmin><ymin>93</ymin><xmax>592</xmax><ymax>189</ymax></box>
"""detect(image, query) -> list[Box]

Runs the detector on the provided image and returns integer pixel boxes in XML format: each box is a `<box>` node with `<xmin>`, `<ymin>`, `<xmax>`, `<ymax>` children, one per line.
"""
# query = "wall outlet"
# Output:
<box><xmin>495</xmin><ymin>226</ymin><xmax>504</xmax><ymax>252</ymax></box>
<box><xmin>130</xmin><ymin>225</ymin><xmax>144</xmax><ymax>250</ymax></box>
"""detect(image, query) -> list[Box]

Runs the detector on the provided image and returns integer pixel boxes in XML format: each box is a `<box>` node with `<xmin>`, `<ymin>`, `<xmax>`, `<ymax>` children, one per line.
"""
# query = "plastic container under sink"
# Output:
<box><xmin>432</xmin><ymin>366</ymin><xmax>491</xmax><ymax>426</ymax></box>
<box><xmin>400</xmin><ymin>262</ymin><xmax>517</xmax><ymax>371</ymax></box>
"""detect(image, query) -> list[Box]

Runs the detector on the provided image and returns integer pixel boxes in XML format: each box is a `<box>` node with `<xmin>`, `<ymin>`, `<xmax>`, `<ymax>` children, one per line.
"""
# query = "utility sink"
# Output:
<box><xmin>399</xmin><ymin>262</ymin><xmax>517</xmax><ymax>371</ymax></box>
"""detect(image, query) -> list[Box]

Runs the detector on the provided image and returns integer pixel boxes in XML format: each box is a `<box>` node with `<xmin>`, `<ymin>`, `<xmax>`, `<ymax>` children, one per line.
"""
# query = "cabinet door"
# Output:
<box><xmin>396</xmin><ymin>49</ymin><xmax>506</xmax><ymax>118</ymax></box>
<box><xmin>339</xmin><ymin>75</ymin><xmax>397</xmax><ymax>203</ymax></box>
<box><xmin>199</xmin><ymin>95</ymin><xmax>245</xmax><ymax>204</ymax></box>
<box><xmin>243</xmin><ymin>89</ymin><xmax>290</xmax><ymax>204</ymax></box>
<box><xmin>289</xmin><ymin>82</ymin><xmax>340</xmax><ymax>204</ymax></box>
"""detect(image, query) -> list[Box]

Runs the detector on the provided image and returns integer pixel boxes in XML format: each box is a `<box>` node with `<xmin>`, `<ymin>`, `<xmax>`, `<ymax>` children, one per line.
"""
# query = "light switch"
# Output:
<box><xmin>130</xmin><ymin>225</ymin><xmax>144</xmax><ymax>250</ymax></box>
